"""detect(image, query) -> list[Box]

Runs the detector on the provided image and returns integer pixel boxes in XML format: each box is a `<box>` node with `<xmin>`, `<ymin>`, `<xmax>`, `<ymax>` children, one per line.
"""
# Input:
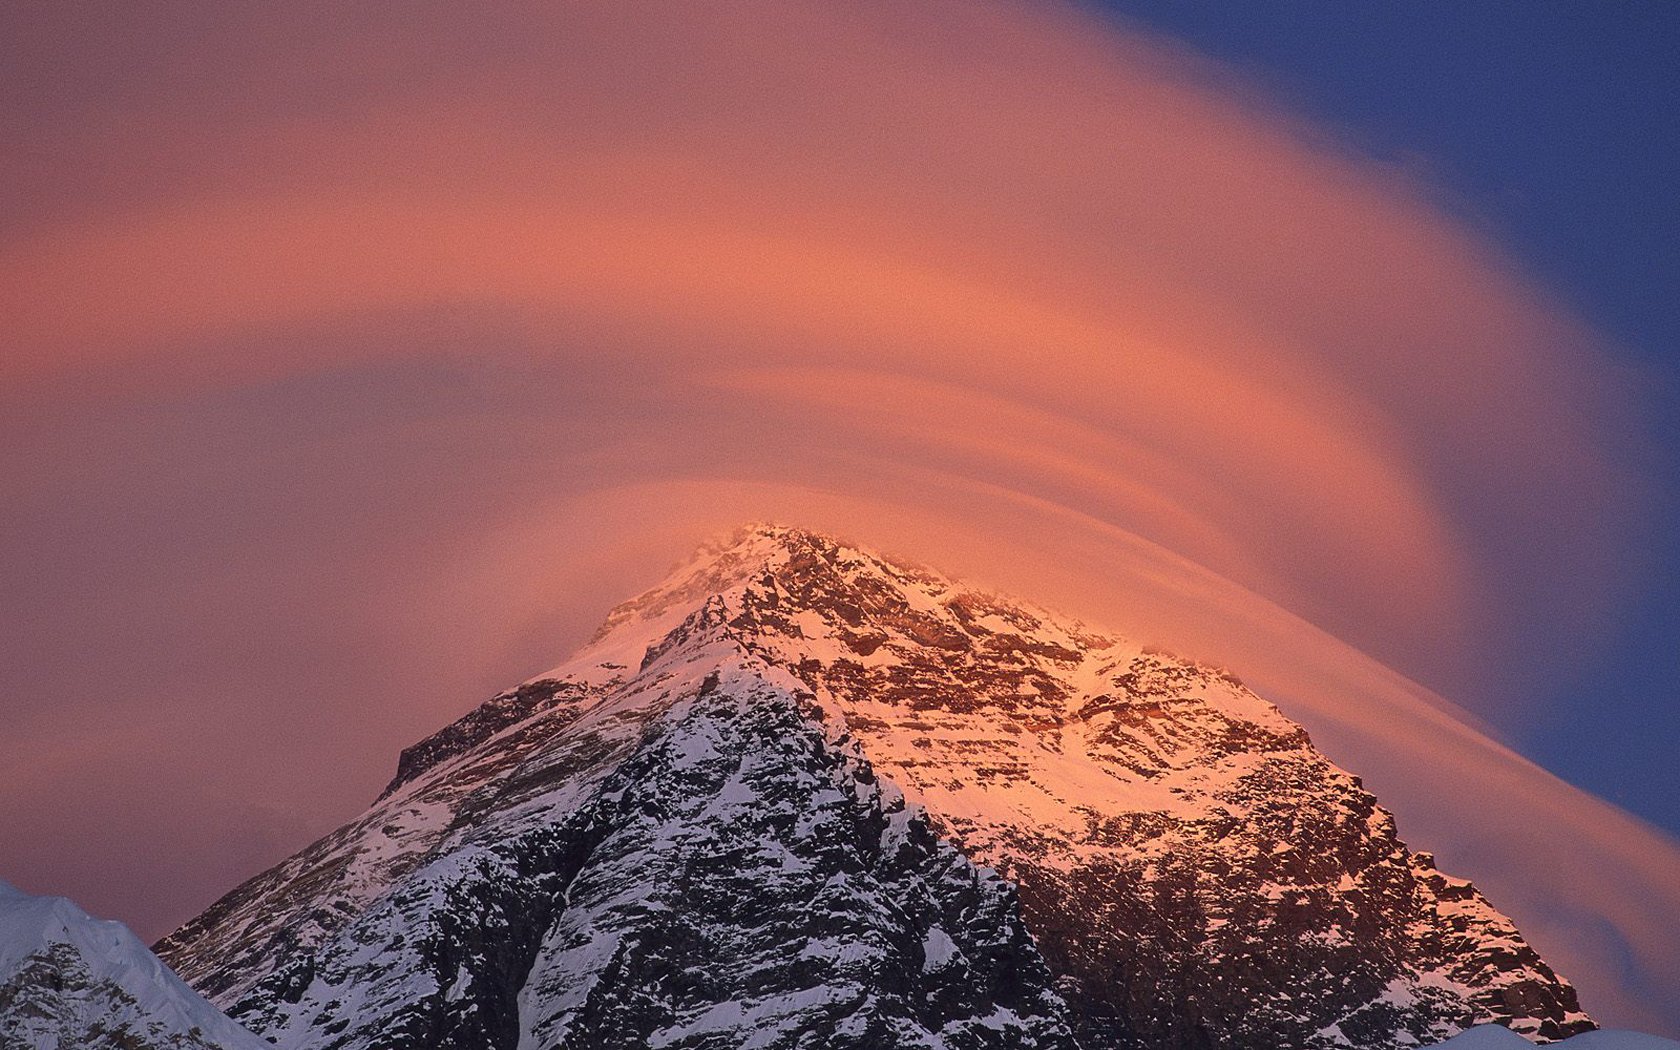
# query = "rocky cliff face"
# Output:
<box><xmin>156</xmin><ymin>525</ymin><xmax>1593</xmax><ymax>1049</ymax></box>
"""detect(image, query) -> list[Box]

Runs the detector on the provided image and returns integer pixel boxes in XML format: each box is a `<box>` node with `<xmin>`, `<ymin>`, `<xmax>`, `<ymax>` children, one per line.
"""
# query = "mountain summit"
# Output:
<box><xmin>156</xmin><ymin>524</ymin><xmax>1593</xmax><ymax>1050</ymax></box>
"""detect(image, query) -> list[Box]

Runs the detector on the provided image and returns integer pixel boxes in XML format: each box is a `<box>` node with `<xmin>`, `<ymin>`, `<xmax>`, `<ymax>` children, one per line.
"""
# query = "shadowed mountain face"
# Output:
<box><xmin>156</xmin><ymin>525</ymin><xmax>1593</xmax><ymax>1050</ymax></box>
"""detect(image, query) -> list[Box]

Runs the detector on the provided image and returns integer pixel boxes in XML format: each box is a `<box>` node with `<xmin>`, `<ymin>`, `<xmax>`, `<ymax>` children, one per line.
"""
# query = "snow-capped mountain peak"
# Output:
<box><xmin>156</xmin><ymin>524</ymin><xmax>1594</xmax><ymax>1050</ymax></box>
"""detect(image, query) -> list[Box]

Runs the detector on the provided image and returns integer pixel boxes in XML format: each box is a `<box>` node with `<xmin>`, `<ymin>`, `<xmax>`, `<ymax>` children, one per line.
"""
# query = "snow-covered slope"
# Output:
<box><xmin>157</xmin><ymin>525</ymin><xmax>1594</xmax><ymax>1050</ymax></box>
<box><xmin>163</xmin><ymin>655</ymin><xmax>1078</xmax><ymax>1049</ymax></box>
<box><xmin>0</xmin><ymin>880</ymin><xmax>265</xmax><ymax>1050</ymax></box>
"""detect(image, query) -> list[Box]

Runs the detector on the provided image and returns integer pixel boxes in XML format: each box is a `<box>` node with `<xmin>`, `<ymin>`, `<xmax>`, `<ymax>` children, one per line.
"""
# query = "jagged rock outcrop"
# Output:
<box><xmin>157</xmin><ymin>524</ymin><xmax>1594</xmax><ymax>1049</ymax></box>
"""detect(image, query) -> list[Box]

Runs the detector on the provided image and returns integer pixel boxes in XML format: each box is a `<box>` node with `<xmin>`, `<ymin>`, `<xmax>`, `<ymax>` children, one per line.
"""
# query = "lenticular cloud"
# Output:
<box><xmin>0</xmin><ymin>0</ymin><xmax>1671</xmax><ymax>1033</ymax></box>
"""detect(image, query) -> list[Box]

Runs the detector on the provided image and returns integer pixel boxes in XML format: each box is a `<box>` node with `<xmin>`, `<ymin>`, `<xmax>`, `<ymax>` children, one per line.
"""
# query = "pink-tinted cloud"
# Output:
<box><xmin>0</xmin><ymin>0</ymin><xmax>1668</xmax><ymax>1033</ymax></box>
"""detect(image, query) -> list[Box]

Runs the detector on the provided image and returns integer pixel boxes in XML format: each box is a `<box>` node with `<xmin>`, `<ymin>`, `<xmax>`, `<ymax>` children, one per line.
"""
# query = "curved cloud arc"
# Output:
<box><xmin>2</xmin><ymin>2</ymin><xmax>1641</xmax><ymax>689</ymax></box>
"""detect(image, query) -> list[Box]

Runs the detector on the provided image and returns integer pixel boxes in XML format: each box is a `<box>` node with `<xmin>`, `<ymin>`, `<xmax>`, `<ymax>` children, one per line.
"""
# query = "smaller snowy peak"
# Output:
<box><xmin>1430</xmin><ymin>1028</ymin><xmax>1680</xmax><ymax>1050</ymax></box>
<box><xmin>0</xmin><ymin>880</ymin><xmax>265</xmax><ymax>1050</ymax></box>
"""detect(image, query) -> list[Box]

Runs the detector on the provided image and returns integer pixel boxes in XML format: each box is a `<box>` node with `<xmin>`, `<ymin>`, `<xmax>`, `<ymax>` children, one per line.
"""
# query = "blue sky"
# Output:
<box><xmin>1099</xmin><ymin>0</ymin><xmax>1680</xmax><ymax>837</ymax></box>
